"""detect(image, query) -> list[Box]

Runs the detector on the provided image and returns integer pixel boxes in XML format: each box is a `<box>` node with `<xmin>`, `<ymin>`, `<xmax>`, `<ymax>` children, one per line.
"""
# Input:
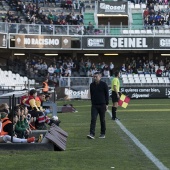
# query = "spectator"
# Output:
<box><xmin>79</xmin><ymin>0</ymin><xmax>85</xmax><ymax>13</ymax></box>
<box><xmin>103</xmin><ymin>65</ymin><xmax>110</xmax><ymax>77</ymax></box>
<box><xmin>87</xmin><ymin>22</ymin><xmax>94</xmax><ymax>34</ymax></box>
<box><xmin>143</xmin><ymin>8</ymin><xmax>149</xmax><ymax>18</ymax></box>
<box><xmin>163</xmin><ymin>67</ymin><xmax>169</xmax><ymax>77</ymax></box>
<box><xmin>60</xmin><ymin>0</ymin><xmax>67</xmax><ymax>9</ymax></box>
<box><xmin>66</xmin><ymin>0</ymin><xmax>72</xmax><ymax>10</ymax></box>
<box><xmin>109</xmin><ymin>62</ymin><xmax>114</xmax><ymax>76</ymax></box>
<box><xmin>159</xmin><ymin>60</ymin><xmax>164</xmax><ymax>66</ymax></box>
<box><xmin>156</xmin><ymin>67</ymin><xmax>163</xmax><ymax>77</ymax></box>
<box><xmin>143</xmin><ymin>64</ymin><xmax>151</xmax><ymax>74</ymax></box>
<box><xmin>77</xmin><ymin>12</ymin><xmax>84</xmax><ymax>24</ymax></box>
<box><xmin>150</xmin><ymin>64</ymin><xmax>156</xmax><ymax>74</ymax></box>
<box><xmin>126</xmin><ymin>65</ymin><xmax>133</xmax><ymax>74</ymax></box>
<box><xmin>48</xmin><ymin>65</ymin><xmax>54</xmax><ymax>76</ymax></box>
<box><xmin>137</xmin><ymin>65</ymin><xmax>144</xmax><ymax>74</ymax></box>
<box><xmin>120</xmin><ymin>63</ymin><xmax>126</xmax><ymax>73</ymax></box>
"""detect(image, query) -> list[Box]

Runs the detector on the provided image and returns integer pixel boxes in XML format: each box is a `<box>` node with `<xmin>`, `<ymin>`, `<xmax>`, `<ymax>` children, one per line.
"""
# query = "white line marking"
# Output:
<box><xmin>107</xmin><ymin>110</ymin><xmax>169</xmax><ymax>170</ymax></box>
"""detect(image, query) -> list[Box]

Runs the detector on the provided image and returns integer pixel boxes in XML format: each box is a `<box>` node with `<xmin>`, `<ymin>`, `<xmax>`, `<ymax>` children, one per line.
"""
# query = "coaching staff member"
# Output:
<box><xmin>87</xmin><ymin>72</ymin><xmax>109</xmax><ymax>139</ymax></box>
<box><xmin>111</xmin><ymin>71</ymin><xmax>120</xmax><ymax>120</ymax></box>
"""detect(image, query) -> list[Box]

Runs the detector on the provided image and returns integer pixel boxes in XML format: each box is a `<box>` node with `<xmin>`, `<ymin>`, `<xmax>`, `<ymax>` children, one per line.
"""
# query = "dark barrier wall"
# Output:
<box><xmin>120</xmin><ymin>87</ymin><xmax>170</xmax><ymax>99</ymax></box>
<box><xmin>56</xmin><ymin>87</ymin><xmax>170</xmax><ymax>100</ymax></box>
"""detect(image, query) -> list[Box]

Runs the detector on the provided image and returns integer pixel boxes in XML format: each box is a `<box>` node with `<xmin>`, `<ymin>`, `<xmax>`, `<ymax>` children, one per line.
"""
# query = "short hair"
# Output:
<box><xmin>29</xmin><ymin>89</ymin><xmax>37</xmax><ymax>95</ymax></box>
<box><xmin>115</xmin><ymin>71</ymin><xmax>120</xmax><ymax>77</ymax></box>
<box><xmin>0</xmin><ymin>112</ymin><xmax>7</xmax><ymax>119</ymax></box>
<box><xmin>94</xmin><ymin>71</ymin><xmax>101</xmax><ymax>75</ymax></box>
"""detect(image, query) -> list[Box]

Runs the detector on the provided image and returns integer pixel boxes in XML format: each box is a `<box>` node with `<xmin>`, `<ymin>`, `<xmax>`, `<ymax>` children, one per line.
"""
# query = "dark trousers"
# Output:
<box><xmin>90</xmin><ymin>104</ymin><xmax>106</xmax><ymax>136</ymax></box>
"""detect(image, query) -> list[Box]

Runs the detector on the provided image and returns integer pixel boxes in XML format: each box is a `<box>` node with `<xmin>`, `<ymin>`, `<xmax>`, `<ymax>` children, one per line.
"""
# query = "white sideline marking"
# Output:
<box><xmin>107</xmin><ymin>110</ymin><xmax>169</xmax><ymax>170</ymax></box>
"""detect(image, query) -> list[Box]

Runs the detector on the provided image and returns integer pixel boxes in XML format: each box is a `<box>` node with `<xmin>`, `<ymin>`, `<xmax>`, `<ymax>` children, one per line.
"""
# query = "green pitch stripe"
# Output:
<box><xmin>74</xmin><ymin>104</ymin><xmax>170</xmax><ymax>107</ymax></box>
<box><xmin>120</xmin><ymin>109</ymin><xmax>170</xmax><ymax>112</ymax></box>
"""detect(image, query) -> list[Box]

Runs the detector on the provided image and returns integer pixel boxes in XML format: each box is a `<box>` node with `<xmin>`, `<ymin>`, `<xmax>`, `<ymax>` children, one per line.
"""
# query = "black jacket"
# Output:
<box><xmin>90</xmin><ymin>80</ymin><xmax>109</xmax><ymax>105</ymax></box>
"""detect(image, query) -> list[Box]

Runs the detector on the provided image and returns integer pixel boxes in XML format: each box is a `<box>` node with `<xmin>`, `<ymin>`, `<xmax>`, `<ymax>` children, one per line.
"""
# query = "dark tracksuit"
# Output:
<box><xmin>90</xmin><ymin>80</ymin><xmax>109</xmax><ymax>136</ymax></box>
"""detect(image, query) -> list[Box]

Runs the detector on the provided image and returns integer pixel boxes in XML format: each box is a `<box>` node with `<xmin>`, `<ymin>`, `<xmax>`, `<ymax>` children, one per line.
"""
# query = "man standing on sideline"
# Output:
<box><xmin>111</xmin><ymin>71</ymin><xmax>120</xmax><ymax>120</ymax></box>
<box><xmin>87</xmin><ymin>72</ymin><xmax>109</xmax><ymax>139</ymax></box>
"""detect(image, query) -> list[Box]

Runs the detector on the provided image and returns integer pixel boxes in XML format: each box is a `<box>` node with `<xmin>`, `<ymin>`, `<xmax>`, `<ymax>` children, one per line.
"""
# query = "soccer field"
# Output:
<box><xmin>0</xmin><ymin>99</ymin><xmax>170</xmax><ymax>170</ymax></box>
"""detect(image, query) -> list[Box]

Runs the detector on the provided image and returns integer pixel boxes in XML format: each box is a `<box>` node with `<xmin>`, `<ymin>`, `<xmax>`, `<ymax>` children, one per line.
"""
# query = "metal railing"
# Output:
<box><xmin>1</xmin><ymin>22</ymin><xmax>170</xmax><ymax>36</ymax></box>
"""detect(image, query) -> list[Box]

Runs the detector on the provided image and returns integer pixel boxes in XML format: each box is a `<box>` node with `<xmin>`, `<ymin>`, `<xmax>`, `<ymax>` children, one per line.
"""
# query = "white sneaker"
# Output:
<box><xmin>87</xmin><ymin>134</ymin><xmax>95</xmax><ymax>139</ymax></box>
<box><xmin>99</xmin><ymin>134</ymin><xmax>105</xmax><ymax>139</ymax></box>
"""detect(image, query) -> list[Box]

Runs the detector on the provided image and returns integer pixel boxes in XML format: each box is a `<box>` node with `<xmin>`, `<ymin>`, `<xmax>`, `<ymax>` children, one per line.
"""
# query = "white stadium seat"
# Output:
<box><xmin>135</xmin><ymin>4</ymin><xmax>140</xmax><ymax>9</ymax></box>
<box><xmin>134</xmin><ymin>30</ymin><xmax>140</xmax><ymax>34</ymax></box>
<box><xmin>128</xmin><ymin>77</ymin><xmax>135</xmax><ymax>84</ymax></box>
<box><xmin>139</xmin><ymin>74</ymin><xmax>145</xmax><ymax>78</ymax></box>
<box><xmin>164</xmin><ymin>30</ymin><xmax>170</xmax><ymax>34</ymax></box>
<box><xmin>127</xmin><ymin>74</ymin><xmax>133</xmax><ymax>78</ymax></box>
<box><xmin>134</xmin><ymin>77</ymin><xmax>141</xmax><ymax>84</ymax></box>
<box><xmin>133</xmin><ymin>74</ymin><xmax>139</xmax><ymax>78</ymax></box>
<box><xmin>141</xmin><ymin>30</ymin><xmax>147</xmax><ymax>34</ymax></box>
<box><xmin>140</xmin><ymin>78</ymin><xmax>147</xmax><ymax>84</ymax></box>
<box><xmin>123</xmin><ymin>79</ymin><xmax>129</xmax><ymax>84</ymax></box>
<box><xmin>157</xmin><ymin>77</ymin><xmax>164</xmax><ymax>84</ymax></box>
<box><xmin>146</xmin><ymin>77</ymin><xmax>152</xmax><ymax>84</ymax></box>
<box><xmin>122</xmin><ymin>30</ymin><xmax>129</xmax><ymax>34</ymax></box>
<box><xmin>151</xmin><ymin>74</ymin><xmax>157</xmax><ymax>78</ymax></box>
<box><xmin>141</xmin><ymin>4</ymin><xmax>146</xmax><ymax>9</ymax></box>
<box><xmin>153</xmin><ymin>30</ymin><xmax>159</xmax><ymax>34</ymax></box>
<box><xmin>130</xmin><ymin>3</ymin><xmax>135</xmax><ymax>9</ymax></box>
<box><xmin>152</xmin><ymin>78</ymin><xmax>158</xmax><ymax>84</ymax></box>
<box><xmin>146</xmin><ymin>30</ymin><xmax>153</xmax><ymax>34</ymax></box>
<box><xmin>163</xmin><ymin>77</ymin><xmax>170</xmax><ymax>83</ymax></box>
<box><xmin>145</xmin><ymin>74</ymin><xmax>150</xmax><ymax>78</ymax></box>
<box><xmin>129</xmin><ymin>30</ymin><xmax>135</xmax><ymax>34</ymax></box>
<box><xmin>159</xmin><ymin>30</ymin><xmax>165</xmax><ymax>34</ymax></box>
<box><xmin>122</xmin><ymin>74</ymin><xmax>128</xmax><ymax>78</ymax></box>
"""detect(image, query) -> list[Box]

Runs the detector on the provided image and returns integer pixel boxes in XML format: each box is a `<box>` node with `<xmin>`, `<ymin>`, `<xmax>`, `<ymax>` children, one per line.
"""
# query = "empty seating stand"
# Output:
<box><xmin>0</xmin><ymin>69</ymin><xmax>35</xmax><ymax>90</ymax></box>
<box><xmin>121</xmin><ymin>73</ymin><xmax>170</xmax><ymax>86</ymax></box>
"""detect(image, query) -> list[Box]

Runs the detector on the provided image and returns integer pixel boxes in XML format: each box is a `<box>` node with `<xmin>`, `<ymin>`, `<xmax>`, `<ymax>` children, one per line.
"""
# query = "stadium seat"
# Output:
<box><xmin>155</xmin><ymin>66</ymin><xmax>159</xmax><ymax>72</ymax></box>
<box><xmin>159</xmin><ymin>30</ymin><xmax>165</xmax><ymax>34</ymax></box>
<box><xmin>151</xmin><ymin>74</ymin><xmax>157</xmax><ymax>78</ymax></box>
<box><xmin>141</xmin><ymin>30</ymin><xmax>146</xmax><ymax>34</ymax></box>
<box><xmin>160</xmin><ymin>66</ymin><xmax>165</xmax><ymax>70</ymax></box>
<box><xmin>153</xmin><ymin>29</ymin><xmax>159</xmax><ymax>34</ymax></box>
<box><xmin>157</xmin><ymin>77</ymin><xmax>164</xmax><ymax>84</ymax></box>
<box><xmin>128</xmin><ymin>77</ymin><xmax>135</xmax><ymax>84</ymax></box>
<box><xmin>164</xmin><ymin>30</ymin><xmax>170</xmax><ymax>34</ymax></box>
<box><xmin>146</xmin><ymin>77</ymin><xmax>152</xmax><ymax>84</ymax></box>
<box><xmin>135</xmin><ymin>4</ymin><xmax>140</xmax><ymax>9</ymax></box>
<box><xmin>141</xmin><ymin>4</ymin><xmax>146</xmax><ymax>9</ymax></box>
<box><xmin>129</xmin><ymin>30</ymin><xmax>135</xmax><ymax>34</ymax></box>
<box><xmin>122</xmin><ymin>74</ymin><xmax>128</xmax><ymax>78</ymax></box>
<box><xmin>140</xmin><ymin>78</ymin><xmax>147</xmax><ymax>84</ymax></box>
<box><xmin>122</xmin><ymin>30</ymin><xmax>129</xmax><ymax>34</ymax></box>
<box><xmin>127</xmin><ymin>74</ymin><xmax>133</xmax><ymax>78</ymax></box>
<box><xmin>145</xmin><ymin>74</ymin><xmax>150</xmax><ymax>78</ymax></box>
<box><xmin>146</xmin><ymin>30</ymin><xmax>152</xmax><ymax>34</ymax></box>
<box><xmin>152</xmin><ymin>78</ymin><xmax>158</xmax><ymax>84</ymax></box>
<box><xmin>23</xmin><ymin>76</ymin><xmax>28</xmax><ymax>82</ymax></box>
<box><xmin>163</xmin><ymin>77</ymin><xmax>170</xmax><ymax>84</ymax></box>
<box><xmin>134</xmin><ymin>77</ymin><xmax>141</xmax><ymax>84</ymax></box>
<box><xmin>123</xmin><ymin>79</ymin><xmax>129</xmax><ymax>84</ymax></box>
<box><xmin>130</xmin><ymin>3</ymin><xmax>135</xmax><ymax>9</ymax></box>
<box><xmin>134</xmin><ymin>30</ymin><xmax>140</xmax><ymax>34</ymax></box>
<box><xmin>139</xmin><ymin>74</ymin><xmax>145</xmax><ymax>78</ymax></box>
<box><xmin>133</xmin><ymin>74</ymin><xmax>139</xmax><ymax>78</ymax></box>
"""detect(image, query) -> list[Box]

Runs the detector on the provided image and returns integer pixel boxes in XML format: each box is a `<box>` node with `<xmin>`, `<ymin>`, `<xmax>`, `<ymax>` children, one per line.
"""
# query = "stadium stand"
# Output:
<box><xmin>0</xmin><ymin>0</ymin><xmax>169</xmax><ymax>89</ymax></box>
